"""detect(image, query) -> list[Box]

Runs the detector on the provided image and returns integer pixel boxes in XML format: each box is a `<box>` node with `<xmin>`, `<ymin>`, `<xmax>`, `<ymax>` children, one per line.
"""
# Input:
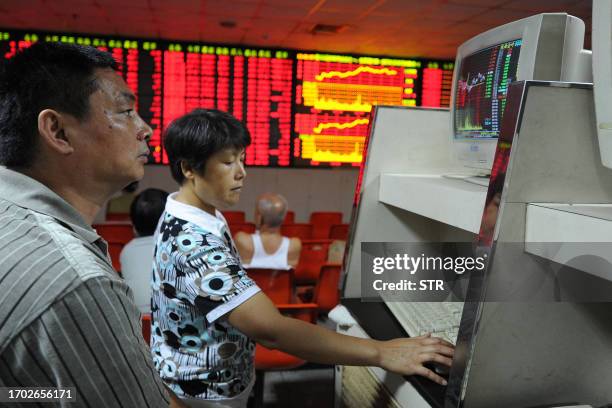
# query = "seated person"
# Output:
<box><xmin>152</xmin><ymin>108</ymin><xmax>454</xmax><ymax>407</ymax></box>
<box><xmin>234</xmin><ymin>193</ymin><xmax>301</xmax><ymax>270</ymax></box>
<box><xmin>120</xmin><ymin>188</ymin><xmax>168</xmax><ymax>313</ymax></box>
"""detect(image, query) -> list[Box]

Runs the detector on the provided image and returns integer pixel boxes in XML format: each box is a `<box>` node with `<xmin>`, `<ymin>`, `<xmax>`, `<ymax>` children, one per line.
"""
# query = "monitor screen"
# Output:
<box><xmin>454</xmin><ymin>39</ymin><xmax>522</xmax><ymax>140</ymax></box>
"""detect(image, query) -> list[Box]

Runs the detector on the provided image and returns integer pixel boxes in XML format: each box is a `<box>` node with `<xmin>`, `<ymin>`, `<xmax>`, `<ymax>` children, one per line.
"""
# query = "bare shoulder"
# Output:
<box><xmin>234</xmin><ymin>231</ymin><xmax>254</xmax><ymax>261</ymax></box>
<box><xmin>289</xmin><ymin>237</ymin><xmax>302</xmax><ymax>250</ymax></box>
<box><xmin>234</xmin><ymin>231</ymin><xmax>250</xmax><ymax>245</ymax></box>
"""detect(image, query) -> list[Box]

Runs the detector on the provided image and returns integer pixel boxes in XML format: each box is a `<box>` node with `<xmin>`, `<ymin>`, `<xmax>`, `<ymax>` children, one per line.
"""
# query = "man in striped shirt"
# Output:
<box><xmin>0</xmin><ymin>42</ymin><xmax>184</xmax><ymax>407</ymax></box>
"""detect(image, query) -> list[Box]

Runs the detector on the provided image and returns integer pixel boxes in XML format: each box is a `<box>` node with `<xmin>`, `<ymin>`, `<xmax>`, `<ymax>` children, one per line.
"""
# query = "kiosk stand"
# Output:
<box><xmin>338</xmin><ymin>81</ymin><xmax>612</xmax><ymax>408</ymax></box>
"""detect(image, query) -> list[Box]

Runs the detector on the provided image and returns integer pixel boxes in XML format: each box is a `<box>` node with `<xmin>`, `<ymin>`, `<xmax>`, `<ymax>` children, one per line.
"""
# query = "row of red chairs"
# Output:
<box><xmin>247</xmin><ymin>265</ymin><xmax>341</xmax><ymax>314</ymax></box>
<box><xmin>222</xmin><ymin>210</ymin><xmax>296</xmax><ymax>225</ymax></box>
<box><xmin>97</xmin><ymin>220</ymin><xmax>349</xmax><ymax>242</ymax></box>
<box><xmin>225</xmin><ymin>211</ymin><xmax>344</xmax><ymax>239</ymax></box>
<box><xmin>229</xmin><ymin>222</ymin><xmax>349</xmax><ymax>241</ymax></box>
<box><xmin>94</xmin><ymin>221</ymin><xmax>349</xmax><ymax>273</ymax></box>
<box><xmin>107</xmin><ymin>210</ymin><xmax>295</xmax><ymax>223</ymax></box>
<box><xmin>106</xmin><ymin>211</ymin><xmax>346</xmax><ymax>238</ymax></box>
<box><xmin>109</xmin><ymin>238</ymin><xmax>338</xmax><ymax>287</ymax></box>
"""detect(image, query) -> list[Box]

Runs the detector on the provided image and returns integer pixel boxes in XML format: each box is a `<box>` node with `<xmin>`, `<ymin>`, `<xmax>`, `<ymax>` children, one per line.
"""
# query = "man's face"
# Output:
<box><xmin>64</xmin><ymin>67</ymin><xmax>152</xmax><ymax>188</ymax></box>
<box><xmin>192</xmin><ymin>147</ymin><xmax>246</xmax><ymax>210</ymax></box>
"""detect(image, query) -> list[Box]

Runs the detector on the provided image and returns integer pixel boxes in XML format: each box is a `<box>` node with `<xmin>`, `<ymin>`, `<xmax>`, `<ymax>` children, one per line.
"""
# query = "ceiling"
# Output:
<box><xmin>0</xmin><ymin>0</ymin><xmax>593</xmax><ymax>59</ymax></box>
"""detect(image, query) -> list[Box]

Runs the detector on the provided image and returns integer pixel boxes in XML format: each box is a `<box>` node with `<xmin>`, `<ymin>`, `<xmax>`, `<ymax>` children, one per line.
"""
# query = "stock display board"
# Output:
<box><xmin>294</xmin><ymin>53</ymin><xmax>453</xmax><ymax>166</ymax></box>
<box><xmin>162</xmin><ymin>45</ymin><xmax>293</xmax><ymax>166</ymax></box>
<box><xmin>0</xmin><ymin>29</ymin><xmax>453</xmax><ymax>167</ymax></box>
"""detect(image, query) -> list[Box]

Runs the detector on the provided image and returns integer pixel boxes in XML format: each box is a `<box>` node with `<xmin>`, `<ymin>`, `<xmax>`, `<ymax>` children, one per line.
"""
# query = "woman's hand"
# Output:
<box><xmin>376</xmin><ymin>333</ymin><xmax>455</xmax><ymax>385</ymax></box>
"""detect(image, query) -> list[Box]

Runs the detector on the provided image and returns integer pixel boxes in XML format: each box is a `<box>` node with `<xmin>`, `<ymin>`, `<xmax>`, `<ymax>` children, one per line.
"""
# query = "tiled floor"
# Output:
<box><xmin>262</xmin><ymin>365</ymin><xmax>335</xmax><ymax>407</ymax></box>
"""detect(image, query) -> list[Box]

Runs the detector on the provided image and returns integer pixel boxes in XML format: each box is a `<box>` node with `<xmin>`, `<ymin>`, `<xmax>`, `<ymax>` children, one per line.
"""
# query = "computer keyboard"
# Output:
<box><xmin>386</xmin><ymin>302</ymin><xmax>463</xmax><ymax>345</ymax></box>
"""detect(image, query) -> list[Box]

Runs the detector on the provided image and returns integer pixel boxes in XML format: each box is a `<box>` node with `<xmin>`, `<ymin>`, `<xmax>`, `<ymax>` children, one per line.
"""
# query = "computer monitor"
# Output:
<box><xmin>450</xmin><ymin>13</ymin><xmax>589</xmax><ymax>173</ymax></box>
<box><xmin>592</xmin><ymin>1</ymin><xmax>612</xmax><ymax>170</ymax></box>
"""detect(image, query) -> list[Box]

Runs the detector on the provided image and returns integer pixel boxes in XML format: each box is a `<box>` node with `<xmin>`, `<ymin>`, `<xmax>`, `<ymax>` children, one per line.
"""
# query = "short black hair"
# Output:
<box><xmin>130</xmin><ymin>188</ymin><xmax>169</xmax><ymax>237</ymax></box>
<box><xmin>0</xmin><ymin>41</ymin><xmax>118</xmax><ymax>168</ymax></box>
<box><xmin>163</xmin><ymin>109</ymin><xmax>251</xmax><ymax>184</ymax></box>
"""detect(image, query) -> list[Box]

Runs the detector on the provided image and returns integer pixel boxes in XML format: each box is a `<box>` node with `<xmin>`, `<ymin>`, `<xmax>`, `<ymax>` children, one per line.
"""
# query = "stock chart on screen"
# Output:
<box><xmin>1</xmin><ymin>29</ymin><xmax>453</xmax><ymax>168</ymax></box>
<box><xmin>294</xmin><ymin>53</ymin><xmax>453</xmax><ymax>167</ymax></box>
<box><xmin>454</xmin><ymin>39</ymin><xmax>521</xmax><ymax>139</ymax></box>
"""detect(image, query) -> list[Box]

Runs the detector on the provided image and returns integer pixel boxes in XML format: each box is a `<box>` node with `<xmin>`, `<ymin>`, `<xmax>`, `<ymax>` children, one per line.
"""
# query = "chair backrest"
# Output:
<box><xmin>93</xmin><ymin>223</ymin><xmax>134</xmax><ymax>244</ymax></box>
<box><xmin>106</xmin><ymin>213</ymin><xmax>131</xmax><ymax>221</ymax></box>
<box><xmin>222</xmin><ymin>211</ymin><xmax>246</xmax><ymax>224</ymax></box>
<box><xmin>329</xmin><ymin>223</ymin><xmax>349</xmax><ymax>240</ymax></box>
<box><xmin>313</xmin><ymin>264</ymin><xmax>342</xmax><ymax>313</ymax></box>
<box><xmin>309</xmin><ymin>212</ymin><xmax>343</xmax><ymax>239</ymax></box>
<box><xmin>283</xmin><ymin>211</ymin><xmax>295</xmax><ymax>224</ymax></box>
<box><xmin>229</xmin><ymin>222</ymin><xmax>256</xmax><ymax>235</ymax></box>
<box><xmin>141</xmin><ymin>314</ymin><xmax>151</xmax><ymax>345</ymax></box>
<box><xmin>246</xmin><ymin>268</ymin><xmax>294</xmax><ymax>304</ymax></box>
<box><xmin>280</xmin><ymin>223</ymin><xmax>312</xmax><ymax>240</ymax></box>
<box><xmin>107</xmin><ymin>242</ymin><xmax>124</xmax><ymax>273</ymax></box>
<box><xmin>294</xmin><ymin>239</ymin><xmax>331</xmax><ymax>284</ymax></box>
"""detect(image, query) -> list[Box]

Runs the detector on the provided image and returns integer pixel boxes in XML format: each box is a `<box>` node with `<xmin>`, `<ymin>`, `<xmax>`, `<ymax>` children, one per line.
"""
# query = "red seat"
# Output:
<box><xmin>255</xmin><ymin>343</ymin><xmax>304</xmax><ymax>370</ymax></box>
<box><xmin>94</xmin><ymin>223</ymin><xmax>132</xmax><ymax>274</ymax></box>
<box><xmin>313</xmin><ymin>264</ymin><xmax>342</xmax><ymax>313</ymax></box>
<box><xmin>254</xmin><ymin>303</ymin><xmax>317</xmax><ymax>369</ymax></box>
<box><xmin>281</xmin><ymin>223</ymin><xmax>312</xmax><ymax>240</ymax></box>
<box><xmin>93</xmin><ymin>222</ymin><xmax>134</xmax><ymax>244</ymax></box>
<box><xmin>309</xmin><ymin>212</ymin><xmax>343</xmax><ymax>239</ymax></box>
<box><xmin>283</xmin><ymin>210</ymin><xmax>295</xmax><ymax>224</ymax></box>
<box><xmin>107</xmin><ymin>242</ymin><xmax>124</xmax><ymax>274</ymax></box>
<box><xmin>294</xmin><ymin>239</ymin><xmax>332</xmax><ymax>285</ymax></box>
<box><xmin>229</xmin><ymin>222</ymin><xmax>255</xmax><ymax>235</ymax></box>
<box><xmin>222</xmin><ymin>211</ymin><xmax>245</xmax><ymax>224</ymax></box>
<box><xmin>329</xmin><ymin>223</ymin><xmax>349</xmax><ymax>240</ymax></box>
<box><xmin>246</xmin><ymin>268</ymin><xmax>295</xmax><ymax>304</ymax></box>
<box><xmin>141</xmin><ymin>313</ymin><xmax>151</xmax><ymax>345</ymax></box>
<box><xmin>106</xmin><ymin>213</ymin><xmax>131</xmax><ymax>221</ymax></box>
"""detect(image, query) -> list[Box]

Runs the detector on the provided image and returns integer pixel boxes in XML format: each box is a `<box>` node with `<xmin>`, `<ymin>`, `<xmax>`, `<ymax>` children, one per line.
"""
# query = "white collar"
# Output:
<box><xmin>164</xmin><ymin>192</ymin><xmax>228</xmax><ymax>237</ymax></box>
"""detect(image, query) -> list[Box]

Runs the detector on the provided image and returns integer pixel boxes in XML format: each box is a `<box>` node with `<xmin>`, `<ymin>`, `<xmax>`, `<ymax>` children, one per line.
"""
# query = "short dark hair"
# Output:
<box><xmin>0</xmin><ymin>41</ymin><xmax>118</xmax><ymax>168</ymax></box>
<box><xmin>163</xmin><ymin>109</ymin><xmax>251</xmax><ymax>184</ymax></box>
<box><xmin>130</xmin><ymin>188</ymin><xmax>169</xmax><ymax>237</ymax></box>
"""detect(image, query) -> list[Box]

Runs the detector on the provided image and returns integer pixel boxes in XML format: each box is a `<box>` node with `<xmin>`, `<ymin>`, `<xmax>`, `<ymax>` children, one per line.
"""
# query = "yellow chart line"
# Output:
<box><xmin>313</xmin><ymin>118</ymin><xmax>370</xmax><ymax>134</ymax></box>
<box><xmin>316</xmin><ymin>66</ymin><xmax>398</xmax><ymax>81</ymax></box>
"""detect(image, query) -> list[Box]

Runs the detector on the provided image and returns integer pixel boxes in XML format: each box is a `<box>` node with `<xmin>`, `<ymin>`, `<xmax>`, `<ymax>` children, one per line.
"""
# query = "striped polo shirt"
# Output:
<box><xmin>0</xmin><ymin>167</ymin><xmax>170</xmax><ymax>407</ymax></box>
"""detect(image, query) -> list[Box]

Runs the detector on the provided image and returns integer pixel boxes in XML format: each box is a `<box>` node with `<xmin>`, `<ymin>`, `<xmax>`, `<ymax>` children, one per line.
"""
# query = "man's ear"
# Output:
<box><xmin>37</xmin><ymin>109</ymin><xmax>74</xmax><ymax>155</ymax></box>
<box><xmin>180</xmin><ymin>161</ymin><xmax>195</xmax><ymax>181</ymax></box>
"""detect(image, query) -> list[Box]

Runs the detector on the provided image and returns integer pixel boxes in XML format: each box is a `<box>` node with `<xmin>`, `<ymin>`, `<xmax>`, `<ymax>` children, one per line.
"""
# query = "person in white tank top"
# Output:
<box><xmin>234</xmin><ymin>193</ymin><xmax>301</xmax><ymax>269</ymax></box>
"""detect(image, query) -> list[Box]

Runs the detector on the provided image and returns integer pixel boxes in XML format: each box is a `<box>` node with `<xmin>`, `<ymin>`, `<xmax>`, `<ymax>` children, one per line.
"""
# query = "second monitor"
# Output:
<box><xmin>450</xmin><ymin>13</ymin><xmax>590</xmax><ymax>174</ymax></box>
